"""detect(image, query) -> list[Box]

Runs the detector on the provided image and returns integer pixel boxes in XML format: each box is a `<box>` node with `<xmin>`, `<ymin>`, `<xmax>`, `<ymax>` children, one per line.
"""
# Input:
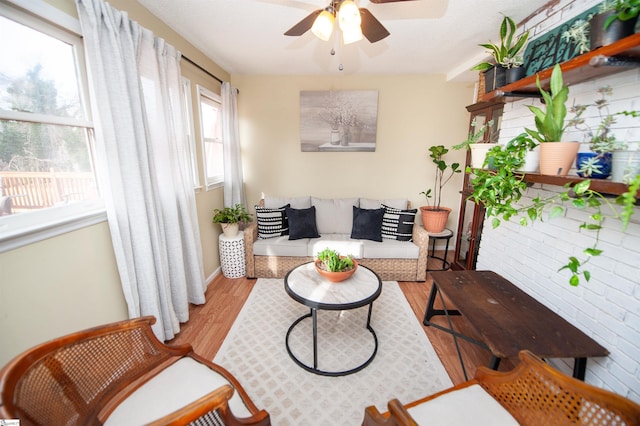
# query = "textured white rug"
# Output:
<box><xmin>214</xmin><ymin>279</ymin><xmax>453</xmax><ymax>426</ymax></box>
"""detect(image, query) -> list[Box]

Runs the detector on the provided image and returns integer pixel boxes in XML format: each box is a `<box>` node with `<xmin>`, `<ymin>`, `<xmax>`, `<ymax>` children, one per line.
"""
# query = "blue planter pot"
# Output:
<box><xmin>576</xmin><ymin>152</ymin><xmax>612</xmax><ymax>179</ymax></box>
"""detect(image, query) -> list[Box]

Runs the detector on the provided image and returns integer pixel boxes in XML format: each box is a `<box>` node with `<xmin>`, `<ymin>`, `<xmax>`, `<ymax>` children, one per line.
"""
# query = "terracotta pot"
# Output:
<box><xmin>420</xmin><ymin>206</ymin><xmax>451</xmax><ymax>233</ymax></box>
<box><xmin>539</xmin><ymin>142</ymin><xmax>580</xmax><ymax>176</ymax></box>
<box><xmin>314</xmin><ymin>259</ymin><xmax>358</xmax><ymax>283</ymax></box>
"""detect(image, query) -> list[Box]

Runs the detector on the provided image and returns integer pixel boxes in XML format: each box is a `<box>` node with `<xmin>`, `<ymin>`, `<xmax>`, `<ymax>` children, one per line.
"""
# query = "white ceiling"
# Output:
<box><xmin>136</xmin><ymin>0</ymin><xmax>549</xmax><ymax>82</ymax></box>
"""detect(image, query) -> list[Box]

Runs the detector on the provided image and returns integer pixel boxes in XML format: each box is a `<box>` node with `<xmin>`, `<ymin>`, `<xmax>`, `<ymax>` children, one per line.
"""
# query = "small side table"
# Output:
<box><xmin>426</xmin><ymin>228</ymin><xmax>453</xmax><ymax>272</ymax></box>
<box><xmin>219</xmin><ymin>231</ymin><xmax>246</xmax><ymax>278</ymax></box>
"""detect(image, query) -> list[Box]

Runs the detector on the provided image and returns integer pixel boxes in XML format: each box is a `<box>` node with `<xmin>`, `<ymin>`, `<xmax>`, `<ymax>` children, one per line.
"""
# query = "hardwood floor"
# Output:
<box><xmin>169</xmin><ymin>253</ymin><xmax>515</xmax><ymax>387</ymax></box>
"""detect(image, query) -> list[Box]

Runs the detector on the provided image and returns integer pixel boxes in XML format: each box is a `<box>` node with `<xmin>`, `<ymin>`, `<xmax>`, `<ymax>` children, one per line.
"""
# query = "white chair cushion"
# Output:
<box><xmin>308</xmin><ymin>234</ymin><xmax>364</xmax><ymax>258</ymax></box>
<box><xmin>253</xmin><ymin>236</ymin><xmax>309</xmax><ymax>256</ymax></box>
<box><xmin>407</xmin><ymin>384</ymin><xmax>519</xmax><ymax>425</ymax></box>
<box><xmin>359</xmin><ymin>198</ymin><xmax>408</xmax><ymax>210</ymax></box>
<box><xmin>264</xmin><ymin>195</ymin><xmax>310</xmax><ymax>209</ymax></box>
<box><xmin>104</xmin><ymin>357</ymin><xmax>252</xmax><ymax>426</ymax></box>
<box><xmin>362</xmin><ymin>239</ymin><xmax>419</xmax><ymax>259</ymax></box>
<box><xmin>312</xmin><ymin>197</ymin><xmax>358</xmax><ymax>234</ymax></box>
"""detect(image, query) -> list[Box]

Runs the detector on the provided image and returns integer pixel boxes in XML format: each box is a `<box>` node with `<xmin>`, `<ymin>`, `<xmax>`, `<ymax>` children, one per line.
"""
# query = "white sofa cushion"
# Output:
<box><xmin>407</xmin><ymin>384</ymin><xmax>519</xmax><ymax>426</ymax></box>
<box><xmin>362</xmin><ymin>238</ymin><xmax>419</xmax><ymax>259</ymax></box>
<box><xmin>359</xmin><ymin>198</ymin><xmax>408</xmax><ymax>210</ymax></box>
<box><xmin>105</xmin><ymin>357</ymin><xmax>251</xmax><ymax>426</ymax></box>
<box><xmin>253</xmin><ymin>236</ymin><xmax>309</xmax><ymax>257</ymax></box>
<box><xmin>264</xmin><ymin>195</ymin><xmax>310</xmax><ymax>209</ymax></box>
<box><xmin>312</xmin><ymin>197</ymin><xmax>358</xmax><ymax>234</ymax></box>
<box><xmin>308</xmin><ymin>234</ymin><xmax>364</xmax><ymax>258</ymax></box>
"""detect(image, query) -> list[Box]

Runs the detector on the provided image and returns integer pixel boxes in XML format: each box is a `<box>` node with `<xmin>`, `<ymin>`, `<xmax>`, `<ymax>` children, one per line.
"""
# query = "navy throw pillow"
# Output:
<box><xmin>286</xmin><ymin>206</ymin><xmax>320</xmax><ymax>240</ymax></box>
<box><xmin>351</xmin><ymin>206</ymin><xmax>384</xmax><ymax>242</ymax></box>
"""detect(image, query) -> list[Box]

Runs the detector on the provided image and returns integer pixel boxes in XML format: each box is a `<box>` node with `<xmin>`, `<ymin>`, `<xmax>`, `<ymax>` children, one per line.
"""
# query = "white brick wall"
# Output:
<box><xmin>476</xmin><ymin>0</ymin><xmax>640</xmax><ymax>403</ymax></box>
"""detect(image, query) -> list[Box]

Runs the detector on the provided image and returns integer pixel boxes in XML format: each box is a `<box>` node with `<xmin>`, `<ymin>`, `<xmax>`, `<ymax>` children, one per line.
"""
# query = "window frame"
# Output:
<box><xmin>197</xmin><ymin>85</ymin><xmax>224</xmax><ymax>191</ymax></box>
<box><xmin>0</xmin><ymin>0</ymin><xmax>106</xmax><ymax>253</ymax></box>
<box><xmin>181</xmin><ymin>77</ymin><xmax>201</xmax><ymax>191</ymax></box>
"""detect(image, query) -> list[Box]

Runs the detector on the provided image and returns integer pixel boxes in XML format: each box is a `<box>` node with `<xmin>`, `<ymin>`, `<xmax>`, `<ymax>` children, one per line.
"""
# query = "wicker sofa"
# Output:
<box><xmin>243</xmin><ymin>196</ymin><xmax>429</xmax><ymax>281</ymax></box>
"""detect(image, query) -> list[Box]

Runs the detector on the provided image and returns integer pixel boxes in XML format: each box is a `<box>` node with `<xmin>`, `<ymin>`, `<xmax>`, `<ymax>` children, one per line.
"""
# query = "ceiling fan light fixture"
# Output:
<box><xmin>342</xmin><ymin>25</ymin><xmax>363</xmax><ymax>44</ymax></box>
<box><xmin>311</xmin><ymin>9</ymin><xmax>335</xmax><ymax>41</ymax></box>
<box><xmin>338</xmin><ymin>0</ymin><xmax>361</xmax><ymax>32</ymax></box>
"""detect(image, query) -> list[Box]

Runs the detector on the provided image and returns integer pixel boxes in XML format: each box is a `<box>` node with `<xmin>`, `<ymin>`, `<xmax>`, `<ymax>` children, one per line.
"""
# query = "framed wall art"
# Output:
<box><xmin>300</xmin><ymin>90</ymin><xmax>378</xmax><ymax>152</ymax></box>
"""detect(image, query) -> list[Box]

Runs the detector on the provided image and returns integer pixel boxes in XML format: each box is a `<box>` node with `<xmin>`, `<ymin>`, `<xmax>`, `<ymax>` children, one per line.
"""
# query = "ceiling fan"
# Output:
<box><xmin>284</xmin><ymin>0</ymin><xmax>417</xmax><ymax>44</ymax></box>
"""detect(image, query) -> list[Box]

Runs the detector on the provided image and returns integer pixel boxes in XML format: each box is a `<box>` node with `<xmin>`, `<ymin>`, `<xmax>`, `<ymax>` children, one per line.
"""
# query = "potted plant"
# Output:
<box><xmin>453</xmin><ymin>119</ymin><xmax>495</xmax><ymax>169</ymax></box>
<box><xmin>315</xmin><ymin>248</ymin><xmax>358</xmax><ymax>282</ymax></box>
<box><xmin>472</xmin><ymin>15</ymin><xmax>530</xmax><ymax>91</ymax></box>
<box><xmin>568</xmin><ymin>85</ymin><xmax>640</xmax><ymax>179</ymax></box>
<box><xmin>603</xmin><ymin>0</ymin><xmax>640</xmax><ymax>30</ymax></box>
<box><xmin>419</xmin><ymin>145</ymin><xmax>461</xmax><ymax>233</ymax></box>
<box><xmin>525</xmin><ymin>64</ymin><xmax>580</xmax><ymax>176</ymax></box>
<box><xmin>469</xmin><ymin>142</ymin><xmax>639</xmax><ymax>286</ymax></box>
<box><xmin>212</xmin><ymin>204</ymin><xmax>253</xmax><ymax>237</ymax></box>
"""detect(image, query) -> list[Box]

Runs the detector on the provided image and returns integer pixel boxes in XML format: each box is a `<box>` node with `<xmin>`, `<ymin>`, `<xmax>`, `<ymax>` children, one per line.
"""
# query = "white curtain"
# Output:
<box><xmin>221</xmin><ymin>83</ymin><xmax>246</xmax><ymax>207</ymax></box>
<box><xmin>77</xmin><ymin>0</ymin><xmax>206</xmax><ymax>341</ymax></box>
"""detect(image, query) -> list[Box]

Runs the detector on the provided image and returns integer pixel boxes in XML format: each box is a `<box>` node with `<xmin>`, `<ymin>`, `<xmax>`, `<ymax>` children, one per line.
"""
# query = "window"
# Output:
<box><xmin>0</xmin><ymin>1</ymin><xmax>103</xmax><ymax>250</ymax></box>
<box><xmin>182</xmin><ymin>78</ymin><xmax>200</xmax><ymax>189</ymax></box>
<box><xmin>197</xmin><ymin>86</ymin><xmax>223</xmax><ymax>189</ymax></box>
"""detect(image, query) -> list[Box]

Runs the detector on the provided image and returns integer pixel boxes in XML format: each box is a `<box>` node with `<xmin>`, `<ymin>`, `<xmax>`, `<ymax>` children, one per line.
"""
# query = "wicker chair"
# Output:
<box><xmin>362</xmin><ymin>350</ymin><xmax>640</xmax><ymax>426</ymax></box>
<box><xmin>0</xmin><ymin>316</ymin><xmax>270</xmax><ymax>426</ymax></box>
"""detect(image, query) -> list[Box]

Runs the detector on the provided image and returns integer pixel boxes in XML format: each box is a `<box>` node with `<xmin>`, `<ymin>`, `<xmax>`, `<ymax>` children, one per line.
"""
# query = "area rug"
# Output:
<box><xmin>214</xmin><ymin>279</ymin><xmax>453</xmax><ymax>425</ymax></box>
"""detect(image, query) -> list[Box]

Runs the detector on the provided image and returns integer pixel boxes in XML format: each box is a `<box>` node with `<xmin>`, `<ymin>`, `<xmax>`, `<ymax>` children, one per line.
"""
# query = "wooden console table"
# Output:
<box><xmin>423</xmin><ymin>270</ymin><xmax>608</xmax><ymax>381</ymax></box>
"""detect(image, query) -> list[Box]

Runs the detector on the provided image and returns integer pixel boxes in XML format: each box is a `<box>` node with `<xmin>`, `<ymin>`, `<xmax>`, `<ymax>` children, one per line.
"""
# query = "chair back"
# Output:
<box><xmin>0</xmin><ymin>317</ymin><xmax>179</xmax><ymax>425</ymax></box>
<box><xmin>478</xmin><ymin>351</ymin><xmax>640</xmax><ymax>426</ymax></box>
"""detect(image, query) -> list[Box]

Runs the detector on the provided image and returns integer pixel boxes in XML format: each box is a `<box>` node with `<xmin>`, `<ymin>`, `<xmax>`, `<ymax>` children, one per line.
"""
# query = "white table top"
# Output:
<box><xmin>285</xmin><ymin>262</ymin><xmax>381</xmax><ymax>310</ymax></box>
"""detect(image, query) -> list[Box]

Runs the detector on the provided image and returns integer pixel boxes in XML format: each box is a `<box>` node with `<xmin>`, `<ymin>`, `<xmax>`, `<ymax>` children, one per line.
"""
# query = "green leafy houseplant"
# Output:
<box><xmin>604</xmin><ymin>0</ymin><xmax>640</xmax><ymax>28</ymax></box>
<box><xmin>568</xmin><ymin>86</ymin><xmax>640</xmax><ymax>154</ymax></box>
<box><xmin>420</xmin><ymin>145</ymin><xmax>461</xmax><ymax>210</ymax></box>
<box><xmin>212</xmin><ymin>204</ymin><xmax>252</xmax><ymax>224</ymax></box>
<box><xmin>316</xmin><ymin>248</ymin><xmax>355</xmax><ymax>272</ymax></box>
<box><xmin>471</xmin><ymin>15</ymin><xmax>530</xmax><ymax>71</ymax></box>
<box><xmin>452</xmin><ymin>119</ymin><xmax>494</xmax><ymax>151</ymax></box>
<box><xmin>469</xmin><ymin>140</ymin><xmax>639</xmax><ymax>286</ymax></box>
<box><xmin>525</xmin><ymin>64</ymin><xmax>570</xmax><ymax>143</ymax></box>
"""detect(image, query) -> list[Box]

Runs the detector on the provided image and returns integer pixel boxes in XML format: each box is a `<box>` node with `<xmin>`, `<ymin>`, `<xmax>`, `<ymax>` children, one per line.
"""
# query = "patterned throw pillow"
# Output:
<box><xmin>255</xmin><ymin>204</ymin><xmax>289</xmax><ymax>239</ymax></box>
<box><xmin>382</xmin><ymin>205</ymin><xmax>417</xmax><ymax>241</ymax></box>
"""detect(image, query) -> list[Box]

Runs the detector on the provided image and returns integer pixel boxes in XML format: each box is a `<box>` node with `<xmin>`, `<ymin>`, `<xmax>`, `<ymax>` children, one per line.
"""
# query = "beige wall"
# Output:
<box><xmin>233</xmin><ymin>74</ymin><xmax>474</xmax><ymax>230</ymax></box>
<box><xmin>0</xmin><ymin>223</ymin><xmax>127</xmax><ymax>366</ymax></box>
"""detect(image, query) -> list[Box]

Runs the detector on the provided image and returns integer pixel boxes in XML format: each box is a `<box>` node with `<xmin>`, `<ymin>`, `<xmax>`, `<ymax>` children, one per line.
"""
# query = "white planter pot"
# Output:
<box><xmin>470</xmin><ymin>143</ymin><xmax>498</xmax><ymax>169</ymax></box>
<box><xmin>518</xmin><ymin>145</ymin><xmax>540</xmax><ymax>173</ymax></box>
<box><xmin>611</xmin><ymin>150</ymin><xmax>640</xmax><ymax>183</ymax></box>
<box><xmin>221</xmin><ymin>222</ymin><xmax>240</xmax><ymax>238</ymax></box>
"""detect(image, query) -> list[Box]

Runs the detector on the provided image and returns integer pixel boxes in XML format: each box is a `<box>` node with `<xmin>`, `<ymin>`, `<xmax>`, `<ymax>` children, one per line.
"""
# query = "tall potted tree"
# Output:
<box><xmin>419</xmin><ymin>145</ymin><xmax>461</xmax><ymax>233</ymax></box>
<box><xmin>525</xmin><ymin>64</ymin><xmax>579</xmax><ymax>176</ymax></box>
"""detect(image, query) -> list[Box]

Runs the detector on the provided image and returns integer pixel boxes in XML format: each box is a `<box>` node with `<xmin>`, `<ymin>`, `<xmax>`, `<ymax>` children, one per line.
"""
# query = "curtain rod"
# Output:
<box><xmin>182</xmin><ymin>55</ymin><xmax>224</xmax><ymax>85</ymax></box>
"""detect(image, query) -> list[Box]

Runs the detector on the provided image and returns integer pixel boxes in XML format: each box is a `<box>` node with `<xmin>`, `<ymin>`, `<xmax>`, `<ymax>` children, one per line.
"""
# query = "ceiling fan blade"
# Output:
<box><xmin>369</xmin><ymin>0</ymin><xmax>417</xmax><ymax>3</ymax></box>
<box><xmin>359</xmin><ymin>8</ymin><xmax>390</xmax><ymax>43</ymax></box>
<box><xmin>284</xmin><ymin>9</ymin><xmax>322</xmax><ymax>36</ymax></box>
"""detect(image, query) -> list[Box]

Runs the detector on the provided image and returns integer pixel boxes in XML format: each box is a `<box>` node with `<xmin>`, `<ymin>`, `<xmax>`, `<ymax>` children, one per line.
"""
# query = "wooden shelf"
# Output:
<box><xmin>522</xmin><ymin>173</ymin><xmax>635</xmax><ymax>196</ymax></box>
<box><xmin>479</xmin><ymin>33</ymin><xmax>640</xmax><ymax>102</ymax></box>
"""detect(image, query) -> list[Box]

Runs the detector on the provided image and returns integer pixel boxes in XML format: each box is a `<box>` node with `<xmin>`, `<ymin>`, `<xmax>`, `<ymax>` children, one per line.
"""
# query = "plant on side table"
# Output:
<box><xmin>212</xmin><ymin>204</ymin><xmax>253</xmax><ymax>237</ymax></box>
<box><xmin>472</xmin><ymin>15</ymin><xmax>530</xmax><ymax>90</ymax></box>
<box><xmin>525</xmin><ymin>64</ymin><xmax>580</xmax><ymax>177</ymax></box>
<box><xmin>419</xmin><ymin>145</ymin><xmax>461</xmax><ymax>233</ymax></box>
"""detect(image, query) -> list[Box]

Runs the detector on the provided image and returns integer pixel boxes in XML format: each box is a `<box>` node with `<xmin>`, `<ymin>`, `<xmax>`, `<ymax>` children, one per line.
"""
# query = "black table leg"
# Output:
<box><xmin>312</xmin><ymin>308</ymin><xmax>318</xmax><ymax>369</ymax></box>
<box><xmin>489</xmin><ymin>355</ymin><xmax>501</xmax><ymax>371</ymax></box>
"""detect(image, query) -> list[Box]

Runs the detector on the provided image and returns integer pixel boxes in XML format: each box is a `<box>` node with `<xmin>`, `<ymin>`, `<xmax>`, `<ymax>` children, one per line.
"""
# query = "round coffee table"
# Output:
<box><xmin>284</xmin><ymin>261</ymin><xmax>382</xmax><ymax>376</ymax></box>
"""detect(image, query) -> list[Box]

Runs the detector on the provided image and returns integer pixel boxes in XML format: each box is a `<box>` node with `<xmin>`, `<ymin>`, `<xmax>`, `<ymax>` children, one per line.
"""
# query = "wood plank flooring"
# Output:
<box><xmin>169</xmin><ymin>253</ymin><xmax>516</xmax><ymax>387</ymax></box>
